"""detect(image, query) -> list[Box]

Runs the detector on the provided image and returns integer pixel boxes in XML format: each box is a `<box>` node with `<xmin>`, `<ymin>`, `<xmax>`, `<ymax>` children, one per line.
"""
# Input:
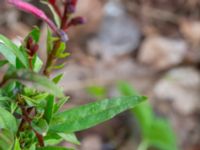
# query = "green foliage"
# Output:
<box><xmin>86</xmin><ymin>85</ymin><xmax>107</xmax><ymax>99</ymax></box>
<box><xmin>14</xmin><ymin>70</ymin><xmax>64</xmax><ymax>97</ymax></box>
<box><xmin>0</xmin><ymin>107</ymin><xmax>17</xmax><ymax>133</ymax></box>
<box><xmin>0</xmin><ymin>1</ymin><xmax>146</xmax><ymax>149</ymax></box>
<box><xmin>49</xmin><ymin>96</ymin><xmax>146</xmax><ymax>133</ymax></box>
<box><xmin>117</xmin><ymin>81</ymin><xmax>177</xmax><ymax>150</ymax></box>
<box><xmin>0</xmin><ymin>35</ymin><xmax>29</xmax><ymax>68</ymax></box>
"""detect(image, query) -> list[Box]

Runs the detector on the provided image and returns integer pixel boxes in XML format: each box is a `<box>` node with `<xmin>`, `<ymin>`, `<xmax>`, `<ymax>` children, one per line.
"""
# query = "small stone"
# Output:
<box><xmin>154</xmin><ymin>67</ymin><xmax>200</xmax><ymax>115</ymax></box>
<box><xmin>81</xmin><ymin>135</ymin><xmax>102</xmax><ymax>150</ymax></box>
<box><xmin>88</xmin><ymin>0</ymin><xmax>141</xmax><ymax>60</ymax></box>
<box><xmin>180</xmin><ymin>20</ymin><xmax>200</xmax><ymax>45</ymax></box>
<box><xmin>138</xmin><ymin>36</ymin><xmax>188</xmax><ymax>70</ymax></box>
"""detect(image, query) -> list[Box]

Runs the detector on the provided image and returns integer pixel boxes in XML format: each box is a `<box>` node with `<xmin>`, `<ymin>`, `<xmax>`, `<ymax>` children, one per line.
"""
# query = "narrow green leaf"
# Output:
<box><xmin>32</xmin><ymin>119</ymin><xmax>49</xmax><ymax>136</ymax></box>
<box><xmin>117</xmin><ymin>82</ymin><xmax>154</xmax><ymax>135</ymax></box>
<box><xmin>44</xmin><ymin>132</ymin><xmax>63</xmax><ymax>145</ymax></box>
<box><xmin>117</xmin><ymin>81</ymin><xmax>139</xmax><ymax>96</ymax></box>
<box><xmin>14</xmin><ymin>70</ymin><xmax>64</xmax><ymax>97</ymax></box>
<box><xmin>44</xmin><ymin>95</ymin><xmax>54</xmax><ymax>123</ymax></box>
<box><xmin>53</xmin><ymin>97</ymin><xmax>69</xmax><ymax>113</ymax></box>
<box><xmin>52</xmin><ymin>74</ymin><xmax>64</xmax><ymax>84</ymax></box>
<box><xmin>58</xmin><ymin>133</ymin><xmax>80</xmax><ymax>145</ymax></box>
<box><xmin>55</xmin><ymin>42</ymin><xmax>65</xmax><ymax>56</ymax></box>
<box><xmin>57</xmin><ymin>52</ymin><xmax>70</xmax><ymax>59</ymax></box>
<box><xmin>27</xmin><ymin>27</ymin><xmax>40</xmax><ymax>43</ymax></box>
<box><xmin>14</xmin><ymin>138</ymin><xmax>21</xmax><ymax>150</ymax></box>
<box><xmin>46</xmin><ymin>29</ymin><xmax>54</xmax><ymax>53</ymax></box>
<box><xmin>33</xmin><ymin>93</ymin><xmax>49</xmax><ymax>100</ymax></box>
<box><xmin>0</xmin><ymin>129</ymin><xmax>14</xmax><ymax>150</ymax></box>
<box><xmin>22</xmin><ymin>95</ymin><xmax>43</xmax><ymax>106</ymax></box>
<box><xmin>0</xmin><ymin>107</ymin><xmax>17</xmax><ymax>133</ymax></box>
<box><xmin>50</xmin><ymin>96</ymin><xmax>146</xmax><ymax>132</ymax></box>
<box><xmin>0</xmin><ymin>43</ymin><xmax>16</xmax><ymax>66</ymax></box>
<box><xmin>0</xmin><ymin>60</ymin><xmax>8</xmax><ymax>68</ymax></box>
<box><xmin>53</xmin><ymin>63</ymin><xmax>65</xmax><ymax>70</ymax></box>
<box><xmin>86</xmin><ymin>85</ymin><xmax>107</xmax><ymax>98</ymax></box>
<box><xmin>147</xmin><ymin>119</ymin><xmax>177</xmax><ymax>150</ymax></box>
<box><xmin>32</xmin><ymin>55</ymin><xmax>43</xmax><ymax>72</ymax></box>
<box><xmin>0</xmin><ymin>35</ymin><xmax>29</xmax><ymax>68</ymax></box>
<box><xmin>42</xmin><ymin>1</ymin><xmax>61</xmax><ymax>27</ymax></box>
<box><xmin>117</xmin><ymin>81</ymin><xmax>177</xmax><ymax>150</ymax></box>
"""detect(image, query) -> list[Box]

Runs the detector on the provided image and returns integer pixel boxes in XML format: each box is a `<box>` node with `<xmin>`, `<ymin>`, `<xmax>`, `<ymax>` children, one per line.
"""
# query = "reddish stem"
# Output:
<box><xmin>60</xmin><ymin>2</ymin><xmax>68</xmax><ymax>29</ymax></box>
<box><xmin>52</xmin><ymin>4</ymin><xmax>62</xmax><ymax>19</ymax></box>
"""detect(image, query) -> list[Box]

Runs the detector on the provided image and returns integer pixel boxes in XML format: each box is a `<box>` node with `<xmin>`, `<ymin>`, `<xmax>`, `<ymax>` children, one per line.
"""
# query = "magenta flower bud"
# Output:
<box><xmin>68</xmin><ymin>17</ymin><xmax>86</xmax><ymax>27</ymax></box>
<box><xmin>8</xmin><ymin>0</ymin><xmax>58</xmax><ymax>33</ymax></box>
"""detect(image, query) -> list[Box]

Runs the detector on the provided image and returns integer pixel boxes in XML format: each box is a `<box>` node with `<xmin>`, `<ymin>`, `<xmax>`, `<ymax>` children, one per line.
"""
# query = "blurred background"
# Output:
<box><xmin>0</xmin><ymin>0</ymin><xmax>200</xmax><ymax>150</ymax></box>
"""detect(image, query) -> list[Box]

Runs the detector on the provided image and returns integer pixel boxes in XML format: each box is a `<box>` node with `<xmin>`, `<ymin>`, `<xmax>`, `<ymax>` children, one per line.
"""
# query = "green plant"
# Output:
<box><xmin>87</xmin><ymin>82</ymin><xmax>177</xmax><ymax>150</ymax></box>
<box><xmin>117</xmin><ymin>82</ymin><xmax>177</xmax><ymax>150</ymax></box>
<box><xmin>0</xmin><ymin>1</ymin><xmax>146</xmax><ymax>149</ymax></box>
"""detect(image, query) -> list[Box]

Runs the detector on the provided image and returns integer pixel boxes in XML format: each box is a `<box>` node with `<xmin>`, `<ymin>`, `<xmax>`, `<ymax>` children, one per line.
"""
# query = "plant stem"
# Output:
<box><xmin>43</xmin><ymin>39</ymin><xmax>61</xmax><ymax>77</ymax></box>
<box><xmin>60</xmin><ymin>2</ymin><xmax>68</xmax><ymax>29</ymax></box>
<box><xmin>18</xmin><ymin>104</ymin><xmax>44</xmax><ymax>147</ymax></box>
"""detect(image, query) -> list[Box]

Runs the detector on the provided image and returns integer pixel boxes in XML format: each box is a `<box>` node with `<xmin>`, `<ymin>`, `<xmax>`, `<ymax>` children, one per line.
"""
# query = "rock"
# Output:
<box><xmin>88</xmin><ymin>0</ymin><xmax>141</xmax><ymax>60</ymax></box>
<box><xmin>179</xmin><ymin>20</ymin><xmax>200</xmax><ymax>64</ymax></box>
<box><xmin>154</xmin><ymin>67</ymin><xmax>200</xmax><ymax>115</ymax></box>
<box><xmin>138</xmin><ymin>36</ymin><xmax>188</xmax><ymax>70</ymax></box>
<box><xmin>180</xmin><ymin>20</ymin><xmax>200</xmax><ymax>45</ymax></box>
<box><xmin>81</xmin><ymin>135</ymin><xmax>102</xmax><ymax>150</ymax></box>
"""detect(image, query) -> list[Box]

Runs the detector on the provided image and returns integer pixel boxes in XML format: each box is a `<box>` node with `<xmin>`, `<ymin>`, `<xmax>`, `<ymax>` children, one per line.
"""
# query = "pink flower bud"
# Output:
<box><xmin>8</xmin><ymin>0</ymin><xmax>58</xmax><ymax>33</ymax></box>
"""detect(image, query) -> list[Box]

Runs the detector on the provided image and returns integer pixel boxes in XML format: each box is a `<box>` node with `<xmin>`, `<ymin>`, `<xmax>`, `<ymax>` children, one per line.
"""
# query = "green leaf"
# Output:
<box><xmin>16</xmin><ymin>46</ymin><xmax>28</xmax><ymax>69</ymax></box>
<box><xmin>52</xmin><ymin>74</ymin><xmax>64</xmax><ymax>84</ymax></box>
<box><xmin>0</xmin><ymin>43</ymin><xmax>17</xmax><ymax>66</ymax></box>
<box><xmin>117</xmin><ymin>82</ymin><xmax>154</xmax><ymax>135</ymax></box>
<box><xmin>44</xmin><ymin>132</ymin><xmax>63</xmax><ymax>145</ymax></box>
<box><xmin>0</xmin><ymin>107</ymin><xmax>17</xmax><ymax>133</ymax></box>
<box><xmin>53</xmin><ymin>63</ymin><xmax>65</xmax><ymax>70</ymax></box>
<box><xmin>117</xmin><ymin>81</ymin><xmax>139</xmax><ymax>96</ymax></box>
<box><xmin>58</xmin><ymin>133</ymin><xmax>80</xmax><ymax>145</ymax></box>
<box><xmin>32</xmin><ymin>55</ymin><xmax>43</xmax><ymax>72</ymax></box>
<box><xmin>133</xmin><ymin>102</ymin><xmax>154</xmax><ymax>136</ymax></box>
<box><xmin>147</xmin><ymin>119</ymin><xmax>177</xmax><ymax>150</ymax></box>
<box><xmin>32</xmin><ymin>119</ymin><xmax>49</xmax><ymax>136</ymax></box>
<box><xmin>0</xmin><ymin>35</ymin><xmax>29</xmax><ymax>68</ymax></box>
<box><xmin>0</xmin><ymin>129</ymin><xmax>14</xmax><ymax>150</ymax></box>
<box><xmin>50</xmin><ymin>96</ymin><xmax>146</xmax><ymax>132</ymax></box>
<box><xmin>14</xmin><ymin>70</ymin><xmax>64</xmax><ymax>97</ymax></box>
<box><xmin>0</xmin><ymin>60</ymin><xmax>8</xmax><ymax>68</ymax></box>
<box><xmin>55</xmin><ymin>42</ymin><xmax>65</xmax><ymax>56</ymax></box>
<box><xmin>2</xmin><ymin>81</ymin><xmax>16</xmax><ymax>95</ymax></box>
<box><xmin>33</xmin><ymin>93</ymin><xmax>49</xmax><ymax>100</ymax></box>
<box><xmin>42</xmin><ymin>1</ymin><xmax>61</xmax><ymax>27</ymax></box>
<box><xmin>55</xmin><ymin>42</ymin><xmax>70</xmax><ymax>59</ymax></box>
<box><xmin>22</xmin><ymin>95</ymin><xmax>44</xmax><ymax>106</ymax></box>
<box><xmin>14</xmin><ymin>138</ymin><xmax>21</xmax><ymax>150</ymax></box>
<box><xmin>117</xmin><ymin>81</ymin><xmax>177</xmax><ymax>150</ymax></box>
<box><xmin>26</xmin><ymin>27</ymin><xmax>40</xmax><ymax>43</ymax></box>
<box><xmin>46</xmin><ymin>29</ymin><xmax>54</xmax><ymax>54</ymax></box>
<box><xmin>86</xmin><ymin>85</ymin><xmax>107</xmax><ymax>98</ymax></box>
<box><xmin>44</xmin><ymin>95</ymin><xmax>54</xmax><ymax>123</ymax></box>
<box><xmin>53</xmin><ymin>97</ymin><xmax>69</xmax><ymax>113</ymax></box>
<box><xmin>37</xmin><ymin>146</ymin><xmax>73</xmax><ymax>150</ymax></box>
